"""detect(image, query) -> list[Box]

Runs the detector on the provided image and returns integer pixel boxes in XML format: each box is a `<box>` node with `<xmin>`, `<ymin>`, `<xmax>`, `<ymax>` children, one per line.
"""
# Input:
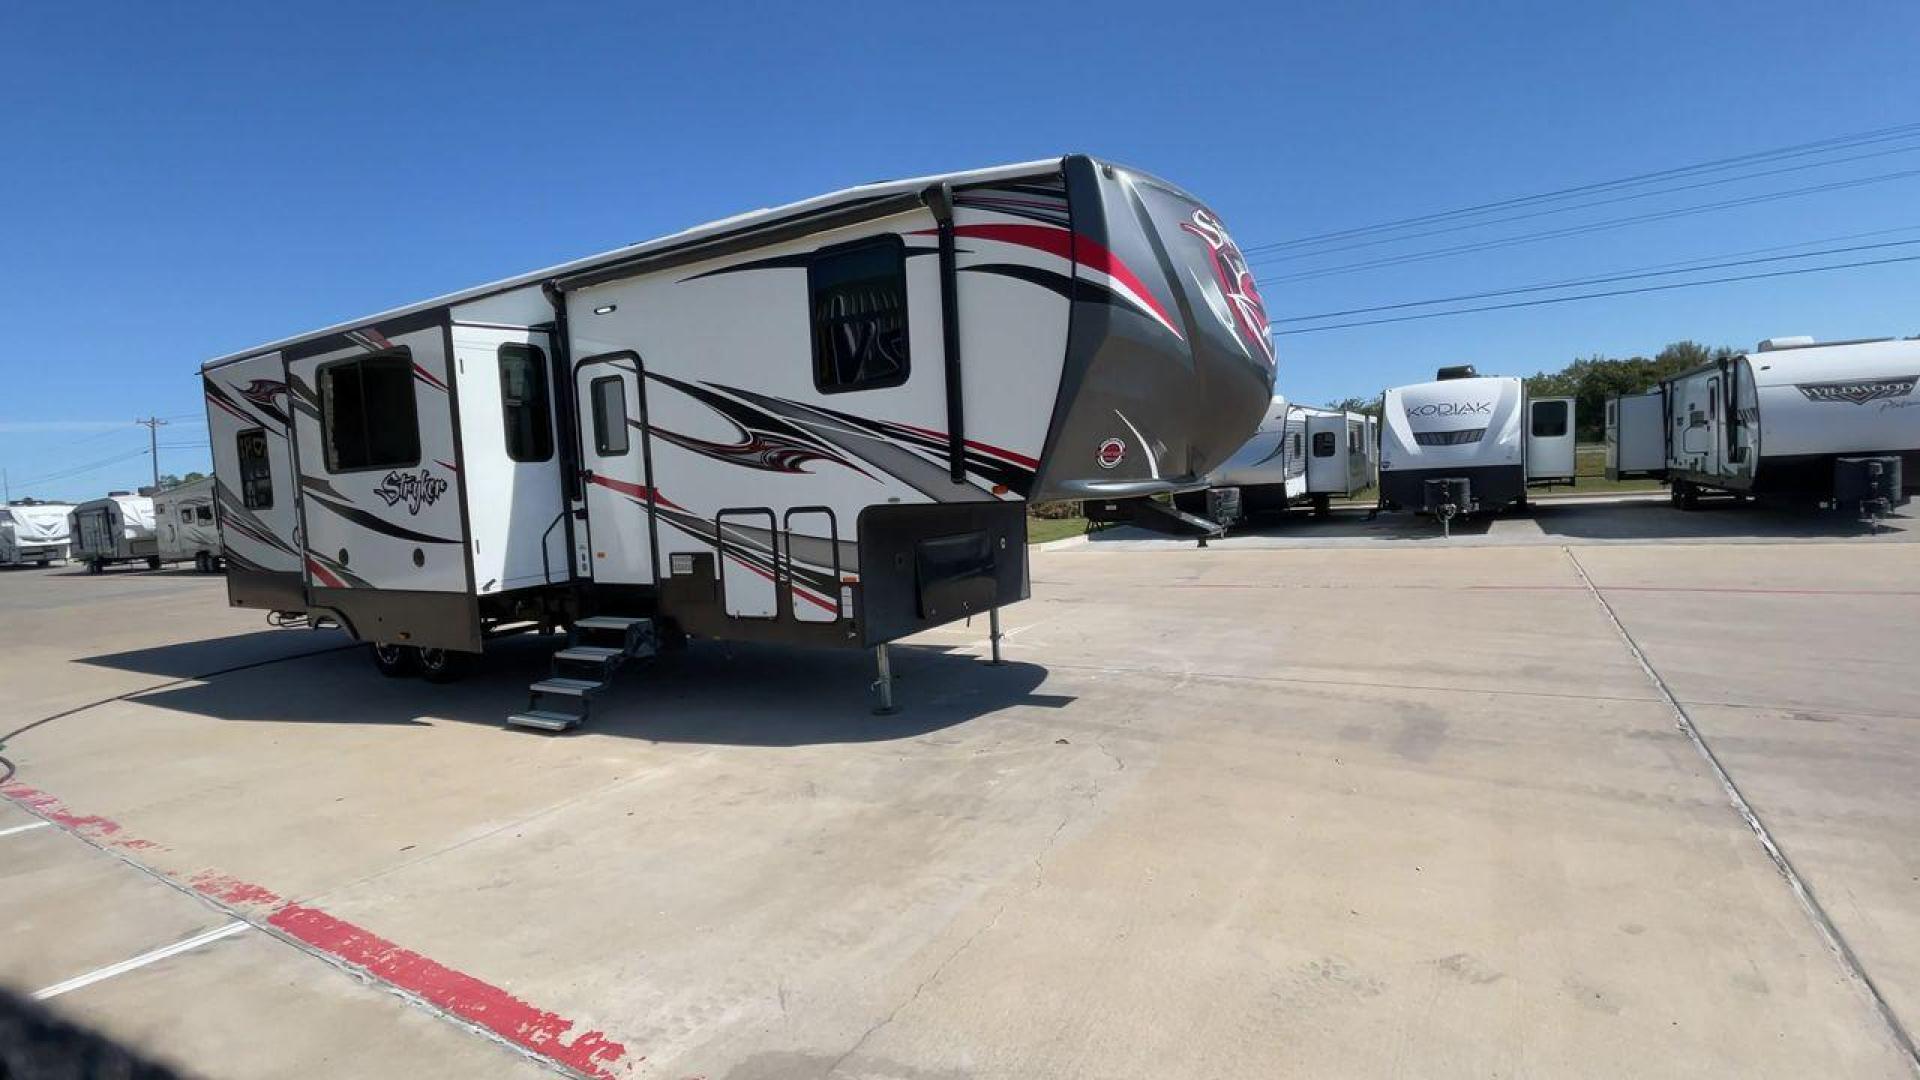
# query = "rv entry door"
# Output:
<box><xmin>575</xmin><ymin>354</ymin><xmax>656</xmax><ymax>586</ymax></box>
<box><xmin>1524</xmin><ymin>397</ymin><xmax>1576</xmax><ymax>483</ymax></box>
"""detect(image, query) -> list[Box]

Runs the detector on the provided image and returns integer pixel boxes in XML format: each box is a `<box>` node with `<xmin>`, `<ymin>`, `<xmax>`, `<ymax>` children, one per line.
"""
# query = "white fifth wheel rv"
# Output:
<box><xmin>202</xmin><ymin>156</ymin><xmax>1275</xmax><ymax>728</ymax></box>
<box><xmin>1</xmin><ymin>501</ymin><xmax>74</xmax><ymax>567</ymax></box>
<box><xmin>1607</xmin><ymin>336</ymin><xmax>1918</xmax><ymax>516</ymax></box>
<box><xmin>1173</xmin><ymin>397</ymin><xmax>1375</xmax><ymax>524</ymax></box>
<box><xmin>69</xmin><ymin>493</ymin><xmax>158</xmax><ymax>572</ymax></box>
<box><xmin>1379</xmin><ymin>366</ymin><xmax>1575</xmax><ymax>528</ymax></box>
<box><xmin>154</xmin><ymin>476</ymin><xmax>222</xmax><ymax>571</ymax></box>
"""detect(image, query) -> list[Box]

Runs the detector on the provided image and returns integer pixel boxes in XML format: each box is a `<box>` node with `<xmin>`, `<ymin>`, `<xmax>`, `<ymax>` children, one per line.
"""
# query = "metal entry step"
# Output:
<box><xmin>507</xmin><ymin>615</ymin><xmax>658</xmax><ymax>733</ymax></box>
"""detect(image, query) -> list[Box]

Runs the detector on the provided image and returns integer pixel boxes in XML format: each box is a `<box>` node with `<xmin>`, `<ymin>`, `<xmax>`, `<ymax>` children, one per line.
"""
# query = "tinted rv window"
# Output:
<box><xmin>197</xmin><ymin>505</ymin><xmax>213</xmax><ymax>523</ymax></box>
<box><xmin>1313</xmin><ymin>432</ymin><xmax>1336</xmax><ymax>457</ymax></box>
<box><xmin>1531</xmin><ymin>400</ymin><xmax>1569</xmax><ymax>438</ymax></box>
<box><xmin>498</xmin><ymin>344</ymin><xmax>554</xmax><ymax>462</ymax></box>
<box><xmin>319</xmin><ymin>352</ymin><xmax>420</xmax><ymax>472</ymax></box>
<box><xmin>591</xmin><ymin>376</ymin><xmax>629</xmax><ymax>455</ymax></box>
<box><xmin>237</xmin><ymin>428</ymin><xmax>273</xmax><ymax>509</ymax></box>
<box><xmin>809</xmin><ymin>236</ymin><xmax>910</xmax><ymax>394</ymax></box>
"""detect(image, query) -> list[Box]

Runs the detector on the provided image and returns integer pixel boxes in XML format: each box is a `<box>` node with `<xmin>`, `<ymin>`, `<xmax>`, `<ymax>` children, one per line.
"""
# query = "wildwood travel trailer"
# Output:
<box><xmin>0</xmin><ymin>501</ymin><xmax>74</xmax><ymax>567</ymax></box>
<box><xmin>1607</xmin><ymin>336</ymin><xmax>1918</xmax><ymax>516</ymax></box>
<box><xmin>69</xmin><ymin>493</ymin><xmax>158</xmax><ymax>572</ymax></box>
<box><xmin>1173</xmin><ymin>397</ymin><xmax>1375</xmax><ymax>524</ymax></box>
<box><xmin>154</xmin><ymin>476</ymin><xmax>222</xmax><ymax>571</ymax></box>
<box><xmin>1379</xmin><ymin>367</ymin><xmax>1575</xmax><ymax>531</ymax></box>
<box><xmin>203</xmin><ymin>156</ymin><xmax>1275</xmax><ymax>728</ymax></box>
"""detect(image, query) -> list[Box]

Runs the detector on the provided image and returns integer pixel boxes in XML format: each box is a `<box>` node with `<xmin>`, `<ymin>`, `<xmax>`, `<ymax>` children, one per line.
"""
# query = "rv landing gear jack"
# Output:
<box><xmin>872</xmin><ymin>643</ymin><xmax>897</xmax><ymax>715</ymax></box>
<box><xmin>1436</xmin><ymin>503</ymin><xmax>1458</xmax><ymax>538</ymax></box>
<box><xmin>987</xmin><ymin>607</ymin><xmax>1004</xmax><ymax>666</ymax></box>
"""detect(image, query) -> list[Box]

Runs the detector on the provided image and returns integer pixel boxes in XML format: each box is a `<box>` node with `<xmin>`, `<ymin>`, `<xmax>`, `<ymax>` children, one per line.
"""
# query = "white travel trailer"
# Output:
<box><xmin>1607</xmin><ymin>336</ymin><xmax>1918</xmax><ymax>515</ymax></box>
<box><xmin>154</xmin><ymin>476</ymin><xmax>222</xmax><ymax>571</ymax></box>
<box><xmin>202</xmin><ymin>156</ymin><xmax>1275</xmax><ymax>727</ymax></box>
<box><xmin>1175</xmin><ymin>397</ymin><xmax>1375</xmax><ymax>523</ymax></box>
<box><xmin>1379</xmin><ymin>367</ymin><xmax>1575</xmax><ymax>528</ymax></box>
<box><xmin>0</xmin><ymin>501</ymin><xmax>74</xmax><ymax>567</ymax></box>
<box><xmin>69</xmin><ymin>493</ymin><xmax>158</xmax><ymax>572</ymax></box>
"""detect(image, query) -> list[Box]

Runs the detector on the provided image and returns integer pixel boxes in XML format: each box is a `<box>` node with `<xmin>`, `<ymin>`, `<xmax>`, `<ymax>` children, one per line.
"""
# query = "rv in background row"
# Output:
<box><xmin>0</xmin><ymin>501</ymin><xmax>74</xmax><ymax>567</ymax></box>
<box><xmin>1173</xmin><ymin>394</ymin><xmax>1376</xmax><ymax>524</ymax></box>
<box><xmin>154</xmin><ymin>476</ymin><xmax>222</xmax><ymax>572</ymax></box>
<box><xmin>69</xmin><ymin>493</ymin><xmax>159</xmax><ymax>572</ymax></box>
<box><xmin>1379</xmin><ymin>366</ymin><xmax>1576</xmax><ymax>524</ymax></box>
<box><xmin>1608</xmin><ymin>336</ymin><xmax>1917</xmax><ymax>517</ymax></box>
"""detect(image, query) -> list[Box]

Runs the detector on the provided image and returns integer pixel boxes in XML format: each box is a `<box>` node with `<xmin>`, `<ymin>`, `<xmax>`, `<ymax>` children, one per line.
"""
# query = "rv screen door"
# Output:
<box><xmin>574</xmin><ymin>354</ymin><xmax>656</xmax><ymax>586</ymax></box>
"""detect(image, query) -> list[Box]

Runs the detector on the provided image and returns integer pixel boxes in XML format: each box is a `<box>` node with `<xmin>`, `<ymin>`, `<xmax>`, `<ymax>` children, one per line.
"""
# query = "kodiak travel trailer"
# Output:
<box><xmin>1379</xmin><ymin>367</ymin><xmax>1575</xmax><ymax>531</ymax></box>
<box><xmin>0</xmin><ymin>501</ymin><xmax>74</xmax><ymax>567</ymax></box>
<box><xmin>69</xmin><ymin>493</ymin><xmax>158</xmax><ymax>572</ymax></box>
<box><xmin>202</xmin><ymin>156</ymin><xmax>1275</xmax><ymax>728</ymax></box>
<box><xmin>154</xmin><ymin>476</ymin><xmax>222</xmax><ymax>571</ymax></box>
<box><xmin>1607</xmin><ymin>336</ymin><xmax>1918</xmax><ymax>517</ymax></box>
<box><xmin>1172</xmin><ymin>396</ymin><xmax>1375</xmax><ymax>524</ymax></box>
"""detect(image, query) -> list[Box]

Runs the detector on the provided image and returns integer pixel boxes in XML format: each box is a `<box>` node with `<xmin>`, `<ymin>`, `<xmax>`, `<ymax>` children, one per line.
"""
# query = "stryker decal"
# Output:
<box><xmin>373</xmin><ymin>469</ymin><xmax>449</xmax><ymax>515</ymax></box>
<box><xmin>1180</xmin><ymin>208</ymin><xmax>1274</xmax><ymax>370</ymax></box>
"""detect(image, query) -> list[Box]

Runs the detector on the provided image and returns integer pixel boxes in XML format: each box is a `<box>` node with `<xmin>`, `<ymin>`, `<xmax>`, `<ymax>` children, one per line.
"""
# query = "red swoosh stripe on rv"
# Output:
<box><xmin>914</xmin><ymin>223</ymin><xmax>1184</xmax><ymax>342</ymax></box>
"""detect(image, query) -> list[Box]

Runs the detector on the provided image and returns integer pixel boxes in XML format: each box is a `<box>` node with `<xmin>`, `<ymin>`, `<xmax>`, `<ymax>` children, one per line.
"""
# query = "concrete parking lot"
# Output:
<box><xmin>3</xmin><ymin>499</ymin><xmax>1917</xmax><ymax>1078</ymax></box>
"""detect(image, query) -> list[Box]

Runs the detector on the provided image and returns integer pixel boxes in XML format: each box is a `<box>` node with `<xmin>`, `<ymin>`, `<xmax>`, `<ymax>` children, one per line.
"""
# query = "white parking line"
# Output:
<box><xmin>33</xmin><ymin>922</ymin><xmax>249</xmax><ymax>1000</ymax></box>
<box><xmin>0</xmin><ymin>821</ymin><xmax>52</xmax><ymax>838</ymax></box>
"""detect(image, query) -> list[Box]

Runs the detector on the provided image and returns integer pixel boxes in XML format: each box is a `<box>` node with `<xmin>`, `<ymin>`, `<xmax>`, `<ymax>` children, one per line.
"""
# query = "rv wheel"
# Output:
<box><xmin>417</xmin><ymin>647</ymin><xmax>476</xmax><ymax>684</ymax></box>
<box><xmin>88</xmin><ymin>559</ymin><xmax>103</xmax><ymax>575</ymax></box>
<box><xmin>146</xmin><ymin>555</ymin><xmax>162</xmax><ymax>570</ymax></box>
<box><xmin>35</xmin><ymin>559</ymin><xmax>50</xmax><ymax>568</ymax></box>
<box><xmin>193</xmin><ymin>552</ymin><xmax>209</xmax><ymax>573</ymax></box>
<box><xmin>370</xmin><ymin>642</ymin><xmax>420</xmax><ymax>678</ymax></box>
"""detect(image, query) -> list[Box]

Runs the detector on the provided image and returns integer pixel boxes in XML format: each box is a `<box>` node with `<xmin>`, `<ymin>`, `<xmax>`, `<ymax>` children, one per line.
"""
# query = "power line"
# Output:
<box><xmin>1251</xmin><ymin>141</ymin><xmax>1920</xmax><ymax>264</ymax></box>
<box><xmin>9</xmin><ymin>447</ymin><xmax>150</xmax><ymax>489</ymax></box>
<box><xmin>1270</xmin><ymin>252</ymin><xmax>1920</xmax><ymax>337</ymax></box>
<box><xmin>1248</xmin><ymin>120</ymin><xmax>1920</xmax><ymax>252</ymax></box>
<box><xmin>1252</xmin><ymin>166</ymin><xmax>1920</xmax><ymax>283</ymax></box>
<box><xmin>1275</xmin><ymin>237</ymin><xmax>1920</xmax><ymax>323</ymax></box>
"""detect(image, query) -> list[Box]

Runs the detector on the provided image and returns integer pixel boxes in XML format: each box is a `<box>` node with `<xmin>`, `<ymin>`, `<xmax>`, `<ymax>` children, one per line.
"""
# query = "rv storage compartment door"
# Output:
<box><xmin>783</xmin><ymin>508</ymin><xmax>841</xmax><ymax>623</ymax></box>
<box><xmin>915</xmin><ymin>531</ymin><xmax>997</xmax><ymax>621</ymax></box>
<box><xmin>1525</xmin><ymin>398</ymin><xmax>1576</xmax><ymax>482</ymax></box>
<box><xmin>715</xmin><ymin>509</ymin><xmax>778</xmax><ymax>619</ymax></box>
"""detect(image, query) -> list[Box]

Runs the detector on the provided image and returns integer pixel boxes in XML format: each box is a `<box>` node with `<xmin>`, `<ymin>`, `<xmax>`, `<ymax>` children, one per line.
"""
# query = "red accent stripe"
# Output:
<box><xmin>306</xmin><ymin>555</ymin><xmax>347</xmax><ymax>589</ymax></box>
<box><xmin>916</xmin><ymin>222</ymin><xmax>1182</xmax><ymax>338</ymax></box>
<box><xmin>0</xmin><ymin>781</ymin><xmax>631</xmax><ymax>1078</ymax></box>
<box><xmin>790</xmin><ymin>581</ymin><xmax>839</xmax><ymax>614</ymax></box>
<box><xmin>587</xmin><ymin>472</ymin><xmax>681</xmax><ymax>511</ymax></box>
<box><xmin>888</xmin><ymin>421</ymin><xmax>1040</xmax><ymax>470</ymax></box>
<box><xmin>412</xmin><ymin>363</ymin><xmax>449</xmax><ymax>393</ymax></box>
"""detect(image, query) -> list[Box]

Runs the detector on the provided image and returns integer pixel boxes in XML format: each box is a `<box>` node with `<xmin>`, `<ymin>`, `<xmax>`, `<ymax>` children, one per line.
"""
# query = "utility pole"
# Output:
<box><xmin>137</xmin><ymin>416</ymin><xmax>168</xmax><ymax>491</ymax></box>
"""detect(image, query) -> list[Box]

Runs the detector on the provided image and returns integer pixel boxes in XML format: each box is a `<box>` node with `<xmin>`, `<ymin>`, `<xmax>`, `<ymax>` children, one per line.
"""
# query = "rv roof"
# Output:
<box><xmin>203</xmin><ymin>157</ymin><xmax>1068</xmax><ymax>371</ymax></box>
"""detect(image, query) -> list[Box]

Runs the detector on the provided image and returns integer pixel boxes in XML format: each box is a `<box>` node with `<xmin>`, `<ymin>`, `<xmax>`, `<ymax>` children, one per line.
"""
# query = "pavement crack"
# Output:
<box><xmin>1562</xmin><ymin>546</ymin><xmax>1920</xmax><ymax>1075</ymax></box>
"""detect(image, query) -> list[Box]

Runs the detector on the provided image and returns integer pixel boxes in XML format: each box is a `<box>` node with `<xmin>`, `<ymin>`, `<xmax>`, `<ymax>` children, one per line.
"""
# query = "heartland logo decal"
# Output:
<box><xmin>1408</xmin><ymin>401</ymin><xmax>1493</xmax><ymax>417</ymax></box>
<box><xmin>1096</xmin><ymin>438</ymin><xmax>1127</xmax><ymax>469</ymax></box>
<box><xmin>1796</xmin><ymin>376</ymin><xmax>1916</xmax><ymax>405</ymax></box>
<box><xmin>374</xmin><ymin>469</ymin><xmax>448</xmax><ymax>515</ymax></box>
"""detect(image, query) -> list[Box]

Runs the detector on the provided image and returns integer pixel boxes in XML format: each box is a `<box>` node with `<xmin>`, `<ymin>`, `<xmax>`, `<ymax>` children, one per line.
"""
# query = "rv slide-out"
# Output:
<box><xmin>202</xmin><ymin>155</ymin><xmax>1275</xmax><ymax>675</ymax></box>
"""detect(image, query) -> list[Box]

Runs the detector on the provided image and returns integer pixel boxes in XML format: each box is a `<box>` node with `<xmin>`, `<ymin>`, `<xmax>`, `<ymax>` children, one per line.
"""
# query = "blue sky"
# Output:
<box><xmin>3</xmin><ymin>0</ymin><xmax>1917</xmax><ymax>500</ymax></box>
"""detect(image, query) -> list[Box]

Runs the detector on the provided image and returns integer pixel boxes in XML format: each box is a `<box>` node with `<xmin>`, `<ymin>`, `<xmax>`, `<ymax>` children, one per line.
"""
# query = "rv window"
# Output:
<box><xmin>197</xmin><ymin>506</ymin><xmax>213</xmax><ymax>523</ymax></box>
<box><xmin>319</xmin><ymin>352</ymin><xmax>420</xmax><ymax>473</ymax></box>
<box><xmin>236</xmin><ymin>428</ymin><xmax>273</xmax><ymax>509</ymax></box>
<box><xmin>809</xmin><ymin>236</ymin><xmax>910</xmax><ymax>394</ymax></box>
<box><xmin>1531</xmin><ymin>400</ymin><xmax>1568</xmax><ymax>438</ymax></box>
<box><xmin>1291</xmin><ymin>432</ymin><xmax>1303</xmax><ymax>459</ymax></box>
<box><xmin>498</xmin><ymin>344</ymin><xmax>554</xmax><ymax>462</ymax></box>
<box><xmin>1312</xmin><ymin>432</ymin><xmax>1336</xmax><ymax>457</ymax></box>
<box><xmin>590</xmin><ymin>376</ymin><xmax>629</xmax><ymax>455</ymax></box>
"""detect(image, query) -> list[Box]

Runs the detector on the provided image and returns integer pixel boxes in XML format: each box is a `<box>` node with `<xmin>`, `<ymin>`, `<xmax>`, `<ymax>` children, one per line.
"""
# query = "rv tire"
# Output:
<box><xmin>1311</xmin><ymin>494</ymin><xmax>1331</xmax><ymax>517</ymax></box>
<box><xmin>146</xmin><ymin>555</ymin><xmax>162</xmax><ymax>571</ymax></box>
<box><xmin>417</xmin><ymin>647</ymin><xmax>476</xmax><ymax>684</ymax></box>
<box><xmin>88</xmin><ymin>559</ymin><xmax>103</xmax><ymax>575</ymax></box>
<box><xmin>1673</xmin><ymin>481</ymin><xmax>1701</xmax><ymax>510</ymax></box>
<box><xmin>370</xmin><ymin>642</ymin><xmax>420</xmax><ymax>678</ymax></box>
<box><xmin>36</xmin><ymin>559</ymin><xmax>50</xmax><ymax>568</ymax></box>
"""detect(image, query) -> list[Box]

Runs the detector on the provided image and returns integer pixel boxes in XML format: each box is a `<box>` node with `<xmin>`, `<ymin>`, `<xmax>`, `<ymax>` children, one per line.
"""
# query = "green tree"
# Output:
<box><xmin>1326</xmin><ymin>394</ymin><xmax>1382</xmax><ymax>417</ymax></box>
